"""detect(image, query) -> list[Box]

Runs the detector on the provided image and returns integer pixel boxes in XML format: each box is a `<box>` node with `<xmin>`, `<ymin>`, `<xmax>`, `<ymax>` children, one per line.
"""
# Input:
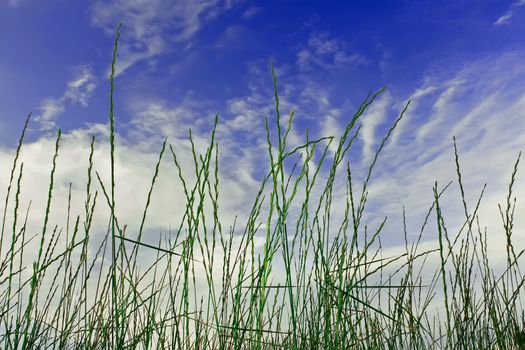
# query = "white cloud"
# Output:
<box><xmin>415</xmin><ymin>78</ymin><xmax>465</xmax><ymax>144</ymax></box>
<box><xmin>120</xmin><ymin>91</ymin><xmax>275</xmax><ymax>225</ymax></box>
<box><xmin>494</xmin><ymin>0</ymin><xmax>525</xmax><ymax>25</ymax></box>
<box><xmin>36</xmin><ymin>99</ymin><xmax>65</xmax><ymax>131</ymax></box>
<box><xmin>318</xmin><ymin>109</ymin><xmax>341</xmax><ymax>155</ymax></box>
<box><xmin>360</xmin><ymin>91</ymin><xmax>391</xmax><ymax>164</ymax></box>
<box><xmin>390</xmin><ymin>84</ymin><xmax>438</xmax><ymax>146</ymax></box>
<box><xmin>0</xmin><ymin>86</ymin><xmax>284</xmax><ymax>301</ymax></box>
<box><xmin>297</xmin><ymin>31</ymin><xmax>368</xmax><ymax>71</ymax></box>
<box><xmin>35</xmin><ymin>67</ymin><xmax>96</xmax><ymax>131</ymax></box>
<box><xmin>90</xmin><ymin>0</ymin><xmax>240</xmax><ymax>75</ymax></box>
<box><xmin>353</xmin><ymin>52</ymin><xmax>525</xmax><ymax>271</ymax></box>
<box><xmin>64</xmin><ymin>70</ymin><xmax>97</xmax><ymax>106</ymax></box>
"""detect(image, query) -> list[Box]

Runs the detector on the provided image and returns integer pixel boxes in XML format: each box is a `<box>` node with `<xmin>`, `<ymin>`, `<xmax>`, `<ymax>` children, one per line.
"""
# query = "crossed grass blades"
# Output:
<box><xmin>0</xmin><ymin>24</ymin><xmax>524</xmax><ymax>349</ymax></box>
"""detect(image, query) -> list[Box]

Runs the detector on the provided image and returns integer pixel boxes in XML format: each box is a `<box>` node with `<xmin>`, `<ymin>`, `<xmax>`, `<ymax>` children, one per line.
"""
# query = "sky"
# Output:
<box><xmin>1</xmin><ymin>0</ymin><xmax>525</xmax><ymax>275</ymax></box>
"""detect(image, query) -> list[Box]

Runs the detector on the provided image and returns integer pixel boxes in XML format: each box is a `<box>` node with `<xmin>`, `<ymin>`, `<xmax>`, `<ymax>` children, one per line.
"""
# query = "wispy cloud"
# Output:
<box><xmin>415</xmin><ymin>78</ymin><xmax>465</xmax><ymax>144</ymax></box>
<box><xmin>90</xmin><ymin>0</ymin><xmax>240</xmax><ymax>75</ymax></box>
<box><xmin>360</xmin><ymin>91</ymin><xmax>391</xmax><ymax>164</ymax></box>
<box><xmin>36</xmin><ymin>99</ymin><xmax>65</xmax><ymax>131</ymax></box>
<box><xmin>35</xmin><ymin>67</ymin><xmax>96</xmax><ymax>130</ymax></box>
<box><xmin>242</xmin><ymin>6</ymin><xmax>260</xmax><ymax>19</ymax></box>
<box><xmin>390</xmin><ymin>84</ymin><xmax>438</xmax><ymax>146</ymax></box>
<box><xmin>214</xmin><ymin>24</ymin><xmax>247</xmax><ymax>49</ymax></box>
<box><xmin>354</xmin><ymin>51</ymin><xmax>525</xmax><ymax>269</ymax></box>
<box><xmin>297</xmin><ymin>31</ymin><xmax>368</xmax><ymax>71</ymax></box>
<box><xmin>494</xmin><ymin>0</ymin><xmax>525</xmax><ymax>25</ymax></box>
<box><xmin>5</xmin><ymin>44</ymin><xmax>525</xmax><ymax>284</ymax></box>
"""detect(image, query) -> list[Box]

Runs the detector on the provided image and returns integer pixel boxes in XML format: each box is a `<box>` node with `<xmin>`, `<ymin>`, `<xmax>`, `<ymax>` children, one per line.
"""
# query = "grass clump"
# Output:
<box><xmin>0</xmin><ymin>27</ymin><xmax>524</xmax><ymax>350</ymax></box>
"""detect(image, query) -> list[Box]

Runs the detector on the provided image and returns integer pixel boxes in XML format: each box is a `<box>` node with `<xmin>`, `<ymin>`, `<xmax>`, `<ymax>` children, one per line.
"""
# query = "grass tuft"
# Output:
<box><xmin>0</xmin><ymin>26</ymin><xmax>524</xmax><ymax>350</ymax></box>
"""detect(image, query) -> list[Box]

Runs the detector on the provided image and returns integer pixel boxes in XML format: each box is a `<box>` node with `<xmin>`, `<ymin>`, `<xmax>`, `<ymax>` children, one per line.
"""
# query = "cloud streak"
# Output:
<box><xmin>297</xmin><ymin>31</ymin><xmax>368</xmax><ymax>72</ymax></box>
<box><xmin>35</xmin><ymin>67</ymin><xmax>96</xmax><ymax>131</ymax></box>
<box><xmin>90</xmin><ymin>0</ymin><xmax>240</xmax><ymax>76</ymax></box>
<box><xmin>353</xmin><ymin>51</ymin><xmax>525</xmax><ymax>271</ymax></box>
<box><xmin>360</xmin><ymin>91</ymin><xmax>391</xmax><ymax>164</ymax></box>
<box><xmin>494</xmin><ymin>0</ymin><xmax>525</xmax><ymax>25</ymax></box>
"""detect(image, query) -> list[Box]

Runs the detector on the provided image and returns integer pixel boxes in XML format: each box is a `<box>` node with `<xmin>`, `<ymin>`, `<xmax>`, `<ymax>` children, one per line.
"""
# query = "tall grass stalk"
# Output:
<box><xmin>109</xmin><ymin>23</ymin><xmax>122</xmax><ymax>349</ymax></box>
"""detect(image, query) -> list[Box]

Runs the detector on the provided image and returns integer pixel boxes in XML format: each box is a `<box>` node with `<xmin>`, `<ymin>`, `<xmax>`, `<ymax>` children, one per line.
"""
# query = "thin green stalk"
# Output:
<box><xmin>109</xmin><ymin>22</ymin><xmax>122</xmax><ymax>349</ymax></box>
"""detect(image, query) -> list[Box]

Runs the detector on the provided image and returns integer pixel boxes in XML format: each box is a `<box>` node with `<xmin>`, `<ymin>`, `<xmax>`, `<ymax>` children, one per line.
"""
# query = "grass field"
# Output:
<box><xmin>1</xmin><ymin>26</ymin><xmax>524</xmax><ymax>350</ymax></box>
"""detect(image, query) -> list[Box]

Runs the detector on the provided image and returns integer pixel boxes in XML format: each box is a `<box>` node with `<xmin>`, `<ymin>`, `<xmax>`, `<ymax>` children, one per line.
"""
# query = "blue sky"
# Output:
<box><xmin>1</xmin><ymin>0</ymin><xmax>524</xmax><ymax>141</ymax></box>
<box><xmin>1</xmin><ymin>0</ymin><xmax>525</xmax><ymax>268</ymax></box>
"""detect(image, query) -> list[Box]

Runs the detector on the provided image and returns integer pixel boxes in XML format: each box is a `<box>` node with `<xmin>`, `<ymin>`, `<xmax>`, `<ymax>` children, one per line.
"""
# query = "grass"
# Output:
<box><xmin>0</xmin><ymin>27</ymin><xmax>525</xmax><ymax>350</ymax></box>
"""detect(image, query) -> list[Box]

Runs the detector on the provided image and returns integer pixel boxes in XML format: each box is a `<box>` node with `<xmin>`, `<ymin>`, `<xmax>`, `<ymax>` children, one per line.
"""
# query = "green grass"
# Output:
<box><xmin>0</xmin><ymin>27</ymin><xmax>524</xmax><ymax>350</ymax></box>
